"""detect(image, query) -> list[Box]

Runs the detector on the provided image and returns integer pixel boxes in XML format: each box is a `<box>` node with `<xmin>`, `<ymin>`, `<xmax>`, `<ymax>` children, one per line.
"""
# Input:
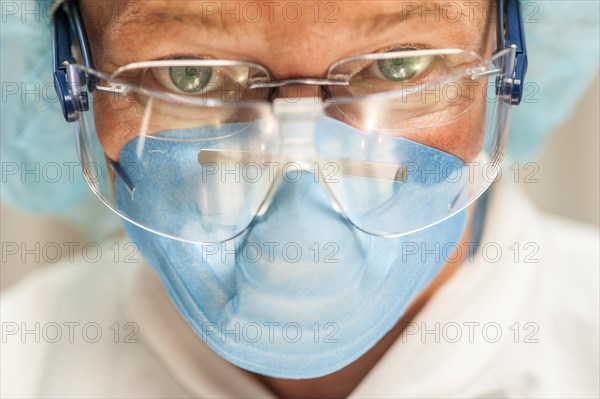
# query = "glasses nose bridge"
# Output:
<box><xmin>272</xmin><ymin>97</ymin><xmax>322</xmax><ymax>162</ymax></box>
<box><xmin>254</xmin><ymin>97</ymin><xmax>345</xmax><ymax>218</ymax></box>
<box><xmin>248</xmin><ymin>77</ymin><xmax>348</xmax><ymax>101</ymax></box>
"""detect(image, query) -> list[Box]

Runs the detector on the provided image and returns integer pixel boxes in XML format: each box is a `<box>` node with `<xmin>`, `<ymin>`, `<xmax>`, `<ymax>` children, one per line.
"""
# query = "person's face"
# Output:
<box><xmin>80</xmin><ymin>0</ymin><xmax>495</xmax><ymax>162</ymax></box>
<box><xmin>76</xmin><ymin>3</ymin><xmax>499</xmax><ymax>377</ymax></box>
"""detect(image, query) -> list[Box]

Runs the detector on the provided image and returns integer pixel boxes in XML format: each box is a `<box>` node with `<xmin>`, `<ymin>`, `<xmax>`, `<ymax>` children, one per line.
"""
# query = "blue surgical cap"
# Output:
<box><xmin>0</xmin><ymin>0</ymin><xmax>119</xmax><ymax>238</ymax></box>
<box><xmin>508</xmin><ymin>1</ymin><xmax>600</xmax><ymax>159</ymax></box>
<box><xmin>1</xmin><ymin>0</ymin><xmax>599</xmax><ymax>231</ymax></box>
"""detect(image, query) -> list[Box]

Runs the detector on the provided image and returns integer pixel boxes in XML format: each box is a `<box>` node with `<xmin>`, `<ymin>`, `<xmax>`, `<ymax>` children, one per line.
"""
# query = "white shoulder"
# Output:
<box><xmin>0</xmin><ymin>244</ymin><xmax>161</xmax><ymax>398</ymax></box>
<box><xmin>535</xmin><ymin>214</ymin><xmax>599</xmax><ymax>309</ymax></box>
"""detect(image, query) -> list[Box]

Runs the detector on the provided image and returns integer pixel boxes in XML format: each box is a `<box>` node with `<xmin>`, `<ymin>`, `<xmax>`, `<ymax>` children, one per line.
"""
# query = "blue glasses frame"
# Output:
<box><xmin>52</xmin><ymin>0</ymin><xmax>529</xmax><ymax>123</ymax></box>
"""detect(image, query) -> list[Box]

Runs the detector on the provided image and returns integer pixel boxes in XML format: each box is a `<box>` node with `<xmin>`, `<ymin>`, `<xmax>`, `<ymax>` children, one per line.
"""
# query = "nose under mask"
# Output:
<box><xmin>115</xmin><ymin>117</ymin><xmax>469</xmax><ymax>379</ymax></box>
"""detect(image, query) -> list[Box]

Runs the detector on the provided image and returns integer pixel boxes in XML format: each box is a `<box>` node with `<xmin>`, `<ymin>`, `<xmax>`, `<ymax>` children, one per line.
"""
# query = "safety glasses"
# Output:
<box><xmin>52</xmin><ymin>0</ymin><xmax>527</xmax><ymax>243</ymax></box>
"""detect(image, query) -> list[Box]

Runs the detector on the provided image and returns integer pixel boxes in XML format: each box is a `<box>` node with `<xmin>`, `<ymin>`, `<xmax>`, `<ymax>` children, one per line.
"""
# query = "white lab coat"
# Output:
<box><xmin>2</xmin><ymin>180</ymin><xmax>599</xmax><ymax>398</ymax></box>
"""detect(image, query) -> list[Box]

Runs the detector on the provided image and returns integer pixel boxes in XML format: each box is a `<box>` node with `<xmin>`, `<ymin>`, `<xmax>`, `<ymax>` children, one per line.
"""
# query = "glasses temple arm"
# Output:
<box><xmin>499</xmin><ymin>0</ymin><xmax>528</xmax><ymax>105</ymax></box>
<box><xmin>52</xmin><ymin>4</ymin><xmax>78</xmax><ymax>122</ymax></box>
<box><xmin>52</xmin><ymin>0</ymin><xmax>95</xmax><ymax>122</ymax></box>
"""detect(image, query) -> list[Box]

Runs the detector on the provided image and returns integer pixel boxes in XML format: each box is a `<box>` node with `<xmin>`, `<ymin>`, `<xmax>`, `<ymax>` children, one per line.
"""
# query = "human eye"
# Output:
<box><xmin>107</xmin><ymin>56</ymin><xmax>271</xmax><ymax>106</ymax></box>
<box><xmin>328</xmin><ymin>46</ymin><xmax>478</xmax><ymax>98</ymax></box>
<box><xmin>149</xmin><ymin>63</ymin><xmax>243</xmax><ymax>98</ymax></box>
<box><xmin>354</xmin><ymin>48</ymin><xmax>436</xmax><ymax>87</ymax></box>
<box><xmin>369</xmin><ymin>51</ymin><xmax>435</xmax><ymax>82</ymax></box>
<box><xmin>154</xmin><ymin>65</ymin><xmax>215</xmax><ymax>94</ymax></box>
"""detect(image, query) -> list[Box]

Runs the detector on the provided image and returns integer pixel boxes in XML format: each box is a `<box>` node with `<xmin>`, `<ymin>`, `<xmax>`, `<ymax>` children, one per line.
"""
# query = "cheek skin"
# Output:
<box><xmin>399</xmin><ymin>29</ymin><xmax>495</xmax><ymax>163</ymax></box>
<box><xmin>94</xmin><ymin>95</ymin><xmax>239</xmax><ymax>161</ymax></box>
<box><xmin>413</xmin><ymin>98</ymin><xmax>487</xmax><ymax>163</ymax></box>
<box><xmin>94</xmin><ymin>94</ymin><xmax>140</xmax><ymax>161</ymax></box>
<box><xmin>93</xmin><ymin>93</ymin><xmax>187</xmax><ymax>162</ymax></box>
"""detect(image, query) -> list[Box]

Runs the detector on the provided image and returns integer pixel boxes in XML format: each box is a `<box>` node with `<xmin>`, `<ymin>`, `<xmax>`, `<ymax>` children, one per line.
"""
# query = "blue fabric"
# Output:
<box><xmin>508</xmin><ymin>1</ymin><xmax>600</xmax><ymax>159</ymax></box>
<box><xmin>115</xmin><ymin>118</ymin><xmax>469</xmax><ymax>378</ymax></box>
<box><xmin>0</xmin><ymin>0</ymin><xmax>119</xmax><ymax>238</ymax></box>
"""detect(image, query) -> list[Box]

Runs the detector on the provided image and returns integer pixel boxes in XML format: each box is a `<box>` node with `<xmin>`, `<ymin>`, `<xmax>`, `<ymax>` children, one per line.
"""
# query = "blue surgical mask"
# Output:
<box><xmin>115</xmin><ymin>117</ymin><xmax>468</xmax><ymax>379</ymax></box>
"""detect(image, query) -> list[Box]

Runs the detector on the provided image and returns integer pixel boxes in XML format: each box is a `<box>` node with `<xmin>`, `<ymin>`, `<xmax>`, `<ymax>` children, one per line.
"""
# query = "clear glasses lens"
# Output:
<box><xmin>320</xmin><ymin>49</ymin><xmax>514</xmax><ymax>235</ymax></box>
<box><xmin>326</xmin><ymin>50</ymin><xmax>485</xmax><ymax>130</ymax></box>
<box><xmin>109</xmin><ymin>61</ymin><xmax>271</xmax><ymax>104</ymax></box>
<box><xmin>69</xmin><ymin>48</ymin><xmax>515</xmax><ymax>242</ymax></box>
<box><xmin>73</xmin><ymin>65</ymin><xmax>277</xmax><ymax>243</ymax></box>
<box><xmin>329</xmin><ymin>50</ymin><xmax>481</xmax><ymax>91</ymax></box>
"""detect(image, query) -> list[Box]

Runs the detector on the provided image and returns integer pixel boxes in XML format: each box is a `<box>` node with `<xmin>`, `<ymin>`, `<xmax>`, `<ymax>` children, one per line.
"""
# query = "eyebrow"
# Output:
<box><xmin>102</xmin><ymin>0</ymin><xmax>489</xmax><ymax>67</ymax></box>
<box><xmin>136</xmin><ymin>10</ymin><xmax>233</xmax><ymax>34</ymax></box>
<box><xmin>103</xmin><ymin>2</ymin><xmax>235</xmax><ymax>59</ymax></box>
<box><xmin>111</xmin><ymin>0</ymin><xmax>478</xmax><ymax>34</ymax></box>
<box><xmin>362</xmin><ymin>1</ymin><xmax>476</xmax><ymax>33</ymax></box>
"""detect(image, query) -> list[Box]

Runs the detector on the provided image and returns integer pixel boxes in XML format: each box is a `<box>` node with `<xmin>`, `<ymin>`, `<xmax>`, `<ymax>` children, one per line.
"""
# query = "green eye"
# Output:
<box><xmin>168</xmin><ymin>66</ymin><xmax>212</xmax><ymax>93</ymax></box>
<box><xmin>377</xmin><ymin>55</ymin><xmax>433</xmax><ymax>82</ymax></box>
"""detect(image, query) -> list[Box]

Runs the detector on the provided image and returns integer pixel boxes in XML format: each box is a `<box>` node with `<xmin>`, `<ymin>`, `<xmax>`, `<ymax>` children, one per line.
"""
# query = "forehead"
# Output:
<box><xmin>82</xmin><ymin>0</ymin><xmax>495</xmax><ymax>75</ymax></box>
